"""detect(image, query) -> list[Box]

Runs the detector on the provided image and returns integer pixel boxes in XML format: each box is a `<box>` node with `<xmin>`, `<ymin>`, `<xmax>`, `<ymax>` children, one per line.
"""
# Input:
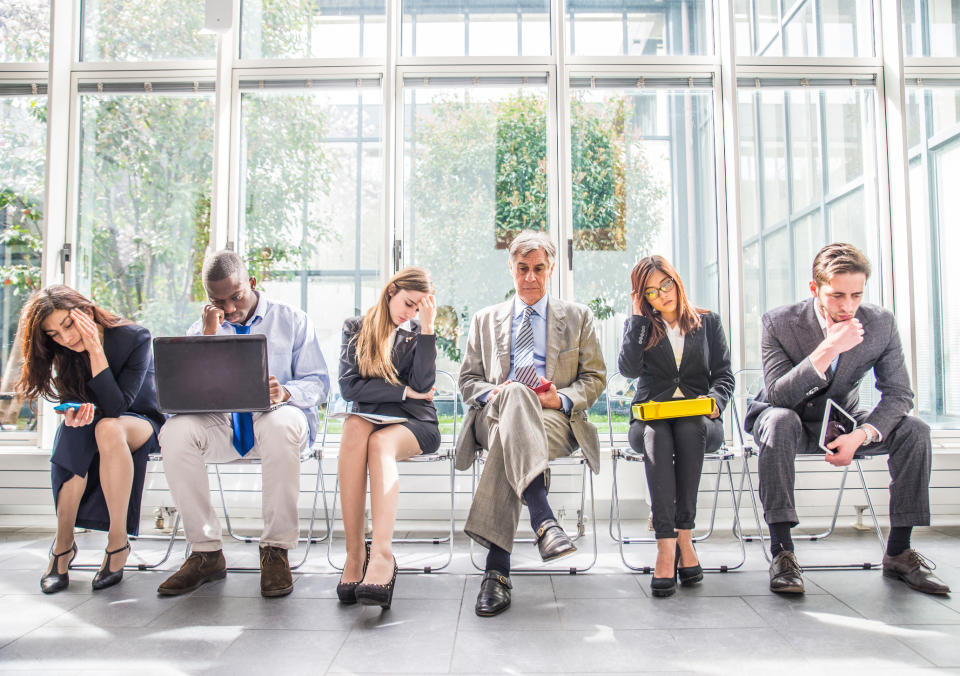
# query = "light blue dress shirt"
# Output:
<box><xmin>481</xmin><ymin>294</ymin><xmax>572</xmax><ymax>414</ymax></box>
<box><xmin>187</xmin><ymin>292</ymin><xmax>330</xmax><ymax>444</ymax></box>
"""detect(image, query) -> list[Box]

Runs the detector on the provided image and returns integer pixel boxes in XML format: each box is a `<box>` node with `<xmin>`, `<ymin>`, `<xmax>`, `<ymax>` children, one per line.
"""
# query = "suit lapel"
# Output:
<box><xmin>796</xmin><ymin>299</ymin><xmax>826</xmax><ymax>363</ymax></box>
<box><xmin>494</xmin><ymin>300</ymin><xmax>513</xmax><ymax>382</ymax></box>
<box><xmin>677</xmin><ymin>322</ymin><xmax>700</xmax><ymax>373</ymax></box>
<box><xmin>545</xmin><ymin>297</ymin><xmax>566</xmax><ymax>382</ymax></box>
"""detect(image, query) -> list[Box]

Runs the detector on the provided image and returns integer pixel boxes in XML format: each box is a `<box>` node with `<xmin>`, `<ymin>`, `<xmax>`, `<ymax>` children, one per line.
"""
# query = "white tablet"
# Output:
<box><xmin>819</xmin><ymin>398</ymin><xmax>858</xmax><ymax>454</ymax></box>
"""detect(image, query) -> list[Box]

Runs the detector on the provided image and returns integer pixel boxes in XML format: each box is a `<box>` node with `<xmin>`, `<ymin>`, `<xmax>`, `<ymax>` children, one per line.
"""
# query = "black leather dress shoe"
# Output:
<box><xmin>535</xmin><ymin>519</ymin><xmax>577</xmax><ymax>562</ymax></box>
<box><xmin>678</xmin><ymin>543</ymin><xmax>703</xmax><ymax>586</ymax></box>
<box><xmin>475</xmin><ymin>570</ymin><xmax>512</xmax><ymax>617</ymax></box>
<box><xmin>883</xmin><ymin>549</ymin><xmax>951</xmax><ymax>595</ymax></box>
<box><xmin>769</xmin><ymin>550</ymin><xmax>804</xmax><ymax>594</ymax></box>
<box><xmin>92</xmin><ymin>542</ymin><xmax>130</xmax><ymax>591</ymax></box>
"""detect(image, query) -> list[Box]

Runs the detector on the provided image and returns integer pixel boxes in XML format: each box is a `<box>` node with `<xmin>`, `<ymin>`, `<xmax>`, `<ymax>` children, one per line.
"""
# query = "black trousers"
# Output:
<box><xmin>628</xmin><ymin>416</ymin><xmax>724</xmax><ymax>539</ymax></box>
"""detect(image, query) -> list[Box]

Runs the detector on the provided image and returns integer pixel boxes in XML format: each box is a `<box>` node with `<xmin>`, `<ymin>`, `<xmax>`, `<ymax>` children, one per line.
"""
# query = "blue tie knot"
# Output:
<box><xmin>231</xmin><ymin>323</ymin><xmax>251</xmax><ymax>335</ymax></box>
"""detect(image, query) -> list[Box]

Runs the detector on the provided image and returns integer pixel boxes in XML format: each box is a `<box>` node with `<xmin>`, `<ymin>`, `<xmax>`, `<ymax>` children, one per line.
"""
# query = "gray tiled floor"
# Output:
<box><xmin>0</xmin><ymin>522</ymin><xmax>958</xmax><ymax>675</ymax></box>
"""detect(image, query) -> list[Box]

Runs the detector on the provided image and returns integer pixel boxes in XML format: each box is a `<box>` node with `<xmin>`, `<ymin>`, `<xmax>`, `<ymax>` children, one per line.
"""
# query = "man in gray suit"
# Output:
<box><xmin>745</xmin><ymin>243</ymin><xmax>949</xmax><ymax>595</ymax></box>
<box><xmin>456</xmin><ymin>231</ymin><xmax>606</xmax><ymax>616</ymax></box>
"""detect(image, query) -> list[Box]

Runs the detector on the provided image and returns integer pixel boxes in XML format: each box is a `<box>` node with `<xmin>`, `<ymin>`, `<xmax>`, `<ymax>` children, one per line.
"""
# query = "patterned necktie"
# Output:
<box><xmin>230</xmin><ymin>323</ymin><xmax>255</xmax><ymax>456</ymax></box>
<box><xmin>513</xmin><ymin>306</ymin><xmax>540</xmax><ymax>388</ymax></box>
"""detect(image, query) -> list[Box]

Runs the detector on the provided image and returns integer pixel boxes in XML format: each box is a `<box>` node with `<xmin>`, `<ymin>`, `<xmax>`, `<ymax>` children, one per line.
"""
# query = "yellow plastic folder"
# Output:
<box><xmin>632</xmin><ymin>398</ymin><xmax>716</xmax><ymax>421</ymax></box>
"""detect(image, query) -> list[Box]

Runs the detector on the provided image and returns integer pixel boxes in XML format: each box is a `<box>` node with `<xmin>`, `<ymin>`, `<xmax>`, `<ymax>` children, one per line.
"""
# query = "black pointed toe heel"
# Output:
<box><xmin>41</xmin><ymin>542</ymin><xmax>78</xmax><ymax>594</ymax></box>
<box><xmin>355</xmin><ymin>556</ymin><xmax>398</xmax><ymax>609</ymax></box>
<box><xmin>92</xmin><ymin>541</ymin><xmax>129</xmax><ymax>591</ymax></box>
<box><xmin>337</xmin><ymin>542</ymin><xmax>371</xmax><ymax>604</ymax></box>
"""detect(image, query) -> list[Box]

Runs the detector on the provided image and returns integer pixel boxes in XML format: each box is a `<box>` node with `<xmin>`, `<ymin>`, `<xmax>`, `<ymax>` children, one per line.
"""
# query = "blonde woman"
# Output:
<box><xmin>336</xmin><ymin>267</ymin><xmax>438</xmax><ymax>609</ymax></box>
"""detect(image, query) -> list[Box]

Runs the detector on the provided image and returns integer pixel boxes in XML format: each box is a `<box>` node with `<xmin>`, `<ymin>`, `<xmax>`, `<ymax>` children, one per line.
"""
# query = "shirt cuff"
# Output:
<box><xmin>559</xmin><ymin>393</ymin><xmax>572</xmax><ymax>416</ymax></box>
<box><xmin>401</xmin><ymin>387</ymin><xmax>408</xmax><ymax>401</ymax></box>
<box><xmin>477</xmin><ymin>390</ymin><xmax>490</xmax><ymax>405</ymax></box>
<box><xmin>807</xmin><ymin>355</ymin><xmax>828</xmax><ymax>381</ymax></box>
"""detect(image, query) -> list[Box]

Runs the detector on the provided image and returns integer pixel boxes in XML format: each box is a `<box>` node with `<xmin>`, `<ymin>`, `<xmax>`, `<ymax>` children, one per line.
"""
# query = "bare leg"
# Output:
<box><xmin>338</xmin><ymin>415</ymin><xmax>375</xmax><ymax>583</ymax></box>
<box><xmin>677</xmin><ymin>529</ymin><xmax>699</xmax><ymax>567</ymax></box>
<box><xmin>363</xmin><ymin>425</ymin><xmax>421</xmax><ymax>584</ymax></box>
<box><xmin>94</xmin><ymin>416</ymin><xmax>153</xmax><ymax>571</ymax></box>
<box><xmin>48</xmin><ymin>474</ymin><xmax>87</xmax><ymax>575</ymax></box>
<box><xmin>654</xmin><ymin>537</ymin><xmax>678</xmax><ymax>578</ymax></box>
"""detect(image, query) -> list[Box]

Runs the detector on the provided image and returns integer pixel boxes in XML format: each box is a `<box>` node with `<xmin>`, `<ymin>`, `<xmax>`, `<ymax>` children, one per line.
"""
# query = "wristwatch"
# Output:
<box><xmin>860</xmin><ymin>425</ymin><xmax>877</xmax><ymax>446</ymax></box>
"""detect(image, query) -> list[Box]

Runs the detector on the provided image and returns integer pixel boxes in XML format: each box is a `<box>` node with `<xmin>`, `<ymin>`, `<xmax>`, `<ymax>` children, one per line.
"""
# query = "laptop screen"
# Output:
<box><xmin>153</xmin><ymin>335</ymin><xmax>270</xmax><ymax>413</ymax></box>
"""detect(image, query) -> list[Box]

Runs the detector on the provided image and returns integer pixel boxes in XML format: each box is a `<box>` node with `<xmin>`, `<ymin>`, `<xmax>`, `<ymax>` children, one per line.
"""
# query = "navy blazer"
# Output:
<box><xmin>617</xmin><ymin>311</ymin><xmax>735</xmax><ymax>418</ymax></box>
<box><xmin>50</xmin><ymin>322</ymin><xmax>164</xmax><ymax>535</ymax></box>
<box><xmin>338</xmin><ymin>316</ymin><xmax>439</xmax><ymax>423</ymax></box>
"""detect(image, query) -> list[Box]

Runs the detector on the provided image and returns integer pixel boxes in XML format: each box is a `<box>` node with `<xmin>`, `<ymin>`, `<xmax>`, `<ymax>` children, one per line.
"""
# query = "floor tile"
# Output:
<box><xmin>558</xmin><ymin>595</ymin><xmax>768</xmax><ymax>630</ymax></box>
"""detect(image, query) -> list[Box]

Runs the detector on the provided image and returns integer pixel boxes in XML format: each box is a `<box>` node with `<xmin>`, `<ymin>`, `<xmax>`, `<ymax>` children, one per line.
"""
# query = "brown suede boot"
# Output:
<box><xmin>260</xmin><ymin>546</ymin><xmax>293</xmax><ymax>597</ymax></box>
<box><xmin>157</xmin><ymin>550</ymin><xmax>226</xmax><ymax>596</ymax></box>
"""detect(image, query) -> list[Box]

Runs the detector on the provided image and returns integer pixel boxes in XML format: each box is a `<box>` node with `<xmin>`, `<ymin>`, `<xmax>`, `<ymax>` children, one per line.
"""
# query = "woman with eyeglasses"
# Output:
<box><xmin>618</xmin><ymin>256</ymin><xmax>734</xmax><ymax>597</ymax></box>
<box><xmin>336</xmin><ymin>266</ymin><xmax>439</xmax><ymax>609</ymax></box>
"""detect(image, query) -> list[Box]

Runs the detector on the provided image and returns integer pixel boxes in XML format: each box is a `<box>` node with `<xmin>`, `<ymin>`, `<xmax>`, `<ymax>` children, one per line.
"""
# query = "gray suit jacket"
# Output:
<box><xmin>455</xmin><ymin>296</ymin><xmax>607</xmax><ymax>473</ymax></box>
<box><xmin>744</xmin><ymin>298</ymin><xmax>914</xmax><ymax>439</ymax></box>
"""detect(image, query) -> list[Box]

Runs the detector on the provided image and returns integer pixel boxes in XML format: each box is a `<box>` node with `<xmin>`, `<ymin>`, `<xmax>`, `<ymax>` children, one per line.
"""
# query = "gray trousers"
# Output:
<box><xmin>465</xmin><ymin>382</ymin><xmax>578</xmax><ymax>552</ymax></box>
<box><xmin>754</xmin><ymin>406</ymin><xmax>931</xmax><ymax>528</ymax></box>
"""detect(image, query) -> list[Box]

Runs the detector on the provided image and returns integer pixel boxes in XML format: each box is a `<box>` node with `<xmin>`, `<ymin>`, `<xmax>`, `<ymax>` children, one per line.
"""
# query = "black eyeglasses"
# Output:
<box><xmin>643</xmin><ymin>278</ymin><xmax>675</xmax><ymax>301</ymax></box>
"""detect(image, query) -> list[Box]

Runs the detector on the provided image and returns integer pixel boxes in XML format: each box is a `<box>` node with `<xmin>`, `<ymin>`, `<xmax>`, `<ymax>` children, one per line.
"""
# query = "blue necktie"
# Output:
<box><xmin>230</xmin><ymin>323</ymin><xmax>255</xmax><ymax>456</ymax></box>
<box><xmin>514</xmin><ymin>306</ymin><xmax>540</xmax><ymax>388</ymax></box>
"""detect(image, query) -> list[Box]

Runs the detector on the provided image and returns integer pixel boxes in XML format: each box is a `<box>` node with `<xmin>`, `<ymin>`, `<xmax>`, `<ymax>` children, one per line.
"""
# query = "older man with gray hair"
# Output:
<box><xmin>456</xmin><ymin>230</ymin><xmax>606</xmax><ymax>616</ymax></box>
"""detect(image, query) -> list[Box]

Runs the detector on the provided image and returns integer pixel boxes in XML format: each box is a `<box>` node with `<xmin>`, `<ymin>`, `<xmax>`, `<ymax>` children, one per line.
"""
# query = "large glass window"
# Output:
<box><xmin>74</xmin><ymin>83</ymin><xmax>215</xmax><ymax>336</ymax></box>
<box><xmin>81</xmin><ymin>0</ymin><xmax>216</xmax><ymax>61</ymax></box>
<box><xmin>903</xmin><ymin>0</ymin><xmax>960</xmax><ymax>58</ymax></box>
<box><xmin>568</xmin><ymin>78</ymin><xmax>719</xmax><ymax>371</ymax></box>
<box><xmin>402</xmin><ymin>0</ymin><xmax>550</xmax><ymax>57</ymax></box>
<box><xmin>0</xmin><ymin>83</ymin><xmax>45</xmax><ymax>432</ymax></box>
<box><xmin>0</xmin><ymin>0</ymin><xmax>49</xmax><ymax>62</ymax></box>
<box><xmin>566</xmin><ymin>0</ymin><xmax>713</xmax><ymax>56</ymax></box>
<box><xmin>239</xmin><ymin>78</ymin><xmax>383</xmax><ymax>355</ymax></box>
<box><xmin>906</xmin><ymin>83</ymin><xmax>960</xmax><ymax>426</ymax></box>
<box><xmin>738</xmin><ymin>81</ymin><xmax>880</xmax><ymax>368</ymax></box>
<box><xmin>402</xmin><ymin>76</ymin><xmax>549</xmax><ymax>371</ymax></box>
<box><xmin>734</xmin><ymin>0</ymin><xmax>873</xmax><ymax>57</ymax></box>
<box><xmin>242</xmin><ymin>0</ymin><xmax>386</xmax><ymax>60</ymax></box>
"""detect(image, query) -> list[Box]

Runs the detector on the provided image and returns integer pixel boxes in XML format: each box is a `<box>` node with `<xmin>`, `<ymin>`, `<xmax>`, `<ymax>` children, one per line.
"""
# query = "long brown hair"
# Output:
<box><xmin>354</xmin><ymin>267</ymin><xmax>435</xmax><ymax>385</ymax></box>
<box><xmin>630</xmin><ymin>255</ymin><xmax>707</xmax><ymax>351</ymax></box>
<box><xmin>15</xmin><ymin>285</ymin><xmax>130</xmax><ymax>403</ymax></box>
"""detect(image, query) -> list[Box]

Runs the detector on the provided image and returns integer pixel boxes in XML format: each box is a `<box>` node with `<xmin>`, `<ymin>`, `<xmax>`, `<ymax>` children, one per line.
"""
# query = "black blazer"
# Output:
<box><xmin>338</xmin><ymin>316</ymin><xmax>438</xmax><ymax>423</ymax></box>
<box><xmin>617</xmin><ymin>311</ymin><xmax>735</xmax><ymax>418</ymax></box>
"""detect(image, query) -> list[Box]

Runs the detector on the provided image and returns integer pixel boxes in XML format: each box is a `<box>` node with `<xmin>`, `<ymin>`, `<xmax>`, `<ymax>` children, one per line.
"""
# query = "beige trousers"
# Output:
<box><xmin>159</xmin><ymin>406</ymin><xmax>308</xmax><ymax>552</ymax></box>
<box><xmin>465</xmin><ymin>382</ymin><xmax>577</xmax><ymax>552</ymax></box>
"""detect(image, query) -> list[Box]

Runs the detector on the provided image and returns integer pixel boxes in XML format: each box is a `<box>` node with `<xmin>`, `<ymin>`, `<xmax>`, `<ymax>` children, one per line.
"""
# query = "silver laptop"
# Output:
<box><xmin>153</xmin><ymin>335</ymin><xmax>271</xmax><ymax>414</ymax></box>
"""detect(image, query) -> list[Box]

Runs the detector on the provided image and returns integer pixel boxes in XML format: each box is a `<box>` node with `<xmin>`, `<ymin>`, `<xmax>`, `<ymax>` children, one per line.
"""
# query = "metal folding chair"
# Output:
<box><xmin>323</xmin><ymin>370</ymin><xmax>458</xmax><ymax>574</ymax></box>
<box><xmin>733</xmin><ymin>369</ymin><xmax>887</xmax><ymax>570</ymax></box>
<box><xmin>69</xmin><ymin>451</ymin><xmax>182</xmax><ymax>572</ymax></box>
<box><xmin>605</xmin><ymin>371</ymin><xmax>747</xmax><ymax>573</ymax></box>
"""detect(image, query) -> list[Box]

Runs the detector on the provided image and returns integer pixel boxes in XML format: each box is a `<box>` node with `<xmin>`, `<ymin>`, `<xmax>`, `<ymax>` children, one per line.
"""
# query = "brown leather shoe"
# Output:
<box><xmin>769</xmin><ymin>550</ymin><xmax>804</xmax><ymax>594</ymax></box>
<box><xmin>260</xmin><ymin>546</ymin><xmax>294</xmax><ymax>597</ymax></box>
<box><xmin>157</xmin><ymin>550</ymin><xmax>226</xmax><ymax>596</ymax></box>
<box><xmin>883</xmin><ymin>549</ymin><xmax>951</xmax><ymax>595</ymax></box>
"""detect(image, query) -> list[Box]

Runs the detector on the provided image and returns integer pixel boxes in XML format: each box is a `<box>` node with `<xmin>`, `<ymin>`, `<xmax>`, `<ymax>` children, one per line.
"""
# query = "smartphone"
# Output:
<box><xmin>532</xmin><ymin>380</ymin><xmax>553</xmax><ymax>394</ymax></box>
<box><xmin>54</xmin><ymin>402</ymin><xmax>95</xmax><ymax>413</ymax></box>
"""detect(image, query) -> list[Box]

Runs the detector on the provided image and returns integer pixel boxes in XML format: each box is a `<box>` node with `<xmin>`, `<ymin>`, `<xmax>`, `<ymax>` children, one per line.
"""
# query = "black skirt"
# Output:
<box><xmin>51</xmin><ymin>412</ymin><xmax>161</xmax><ymax>536</ymax></box>
<box><xmin>356</xmin><ymin>401</ymin><xmax>441</xmax><ymax>454</ymax></box>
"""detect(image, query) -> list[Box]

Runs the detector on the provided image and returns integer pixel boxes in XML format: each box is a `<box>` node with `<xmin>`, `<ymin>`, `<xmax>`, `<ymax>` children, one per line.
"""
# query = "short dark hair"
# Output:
<box><xmin>202</xmin><ymin>250</ymin><xmax>248</xmax><ymax>284</ymax></box>
<box><xmin>812</xmin><ymin>243</ymin><xmax>871</xmax><ymax>286</ymax></box>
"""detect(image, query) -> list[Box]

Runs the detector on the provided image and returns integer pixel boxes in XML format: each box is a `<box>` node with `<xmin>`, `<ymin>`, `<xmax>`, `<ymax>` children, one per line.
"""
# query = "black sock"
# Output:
<box><xmin>485</xmin><ymin>544</ymin><xmax>510</xmax><ymax>575</ymax></box>
<box><xmin>886</xmin><ymin>526</ymin><xmax>912</xmax><ymax>557</ymax></box>
<box><xmin>523</xmin><ymin>473</ymin><xmax>555</xmax><ymax>533</ymax></box>
<box><xmin>769</xmin><ymin>522</ymin><xmax>794</xmax><ymax>557</ymax></box>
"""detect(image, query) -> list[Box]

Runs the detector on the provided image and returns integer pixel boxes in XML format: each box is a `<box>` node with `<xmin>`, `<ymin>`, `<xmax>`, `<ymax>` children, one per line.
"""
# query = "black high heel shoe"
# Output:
<box><xmin>92</xmin><ymin>542</ymin><xmax>129</xmax><ymax>591</ymax></box>
<box><xmin>337</xmin><ymin>542</ymin><xmax>371</xmax><ymax>604</ymax></box>
<box><xmin>355</xmin><ymin>555</ymin><xmax>398</xmax><ymax>609</ymax></box>
<box><xmin>678</xmin><ymin>542</ymin><xmax>704</xmax><ymax>586</ymax></box>
<box><xmin>650</xmin><ymin>544</ymin><xmax>678</xmax><ymax>598</ymax></box>
<box><xmin>41</xmin><ymin>542</ymin><xmax>77</xmax><ymax>594</ymax></box>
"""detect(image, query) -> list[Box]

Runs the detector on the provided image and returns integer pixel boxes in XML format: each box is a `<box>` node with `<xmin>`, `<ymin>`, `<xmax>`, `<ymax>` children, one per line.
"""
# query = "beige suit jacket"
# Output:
<box><xmin>455</xmin><ymin>296</ymin><xmax>607</xmax><ymax>473</ymax></box>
